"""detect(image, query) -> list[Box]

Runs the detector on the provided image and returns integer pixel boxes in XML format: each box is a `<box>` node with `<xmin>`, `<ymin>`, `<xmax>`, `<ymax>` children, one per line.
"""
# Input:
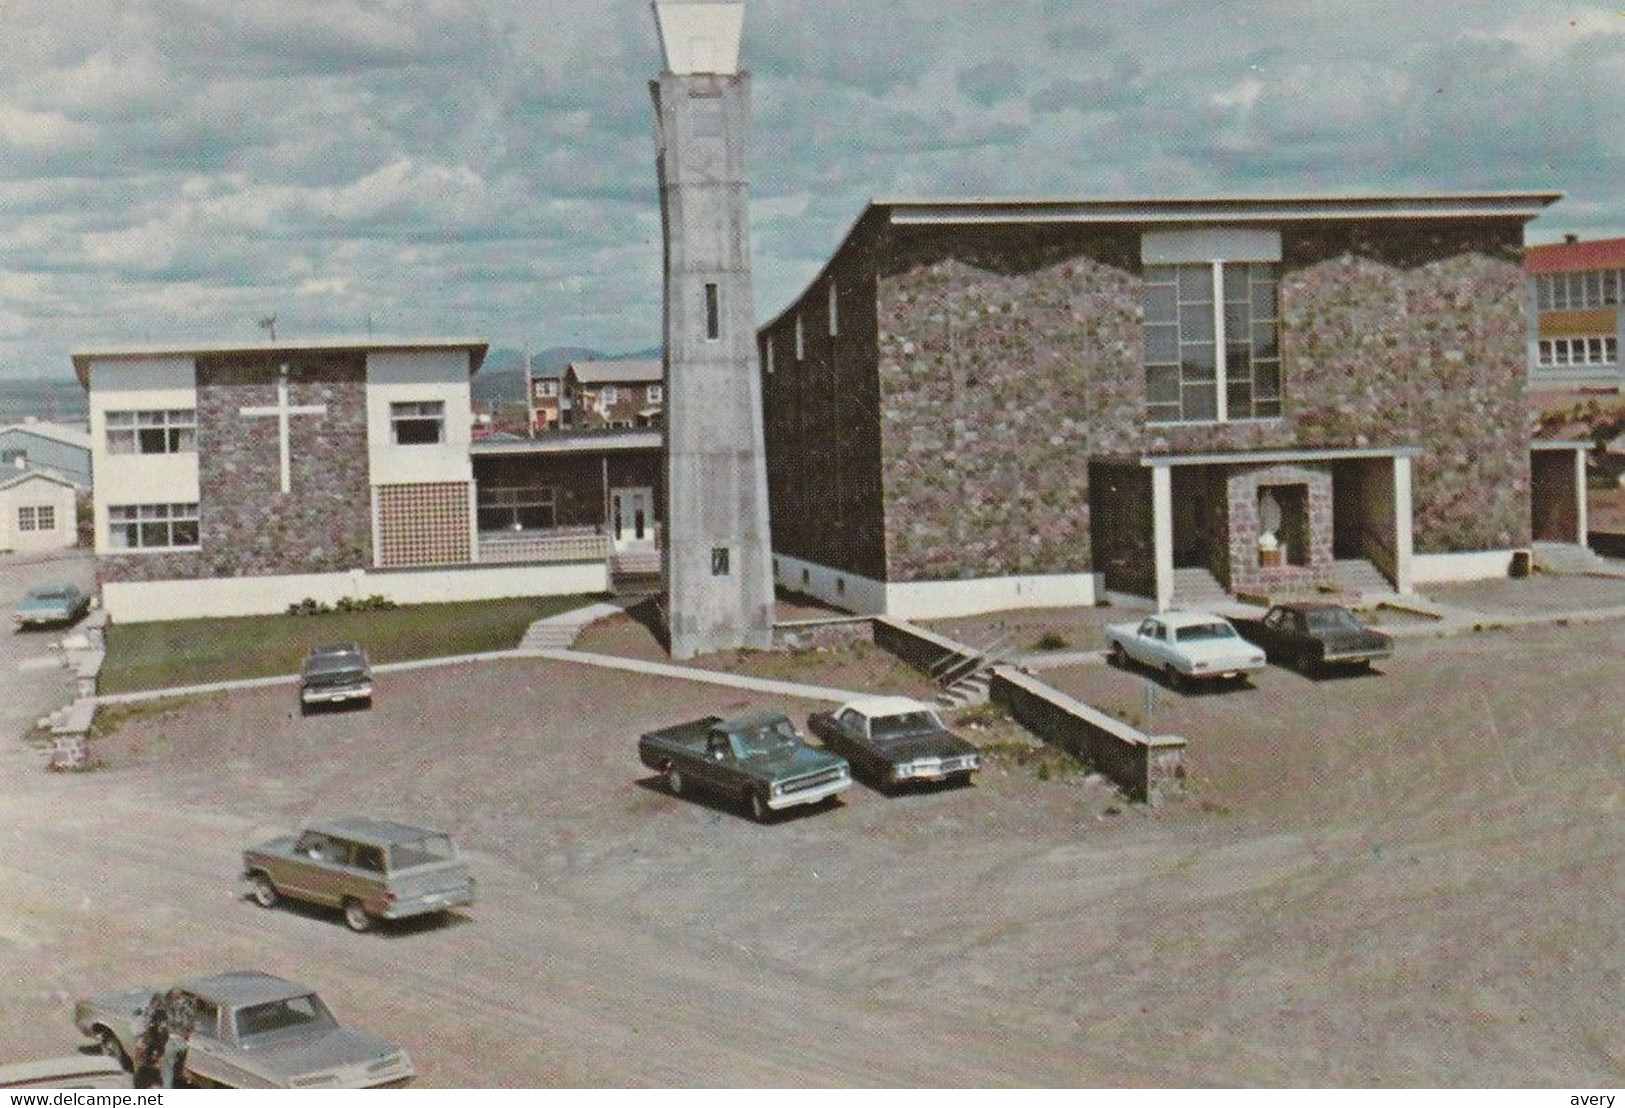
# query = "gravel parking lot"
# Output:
<box><xmin>0</xmin><ymin>621</ymin><xmax>1621</xmax><ymax>1086</ymax></box>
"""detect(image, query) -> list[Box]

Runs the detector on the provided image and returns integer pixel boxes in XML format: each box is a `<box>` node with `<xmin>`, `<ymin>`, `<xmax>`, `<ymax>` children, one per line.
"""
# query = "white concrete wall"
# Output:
<box><xmin>0</xmin><ymin>478</ymin><xmax>77</xmax><ymax>553</ymax></box>
<box><xmin>772</xmin><ymin>552</ymin><xmax>1098</xmax><ymax>620</ymax></box>
<box><xmin>102</xmin><ymin>561</ymin><xmax>608</xmax><ymax>623</ymax></box>
<box><xmin>86</xmin><ymin>357</ymin><xmax>199</xmax><ymax>553</ymax></box>
<box><xmin>1411</xmin><ymin>549</ymin><xmax>1517</xmax><ymax>584</ymax></box>
<box><xmin>365</xmin><ymin>350</ymin><xmax>474</xmax><ymax>485</ymax></box>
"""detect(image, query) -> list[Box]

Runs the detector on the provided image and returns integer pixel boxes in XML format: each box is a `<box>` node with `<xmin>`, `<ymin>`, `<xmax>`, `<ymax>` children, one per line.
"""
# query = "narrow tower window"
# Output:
<box><xmin>828</xmin><ymin>280</ymin><xmax>839</xmax><ymax>336</ymax></box>
<box><xmin>704</xmin><ymin>283</ymin><xmax>720</xmax><ymax>340</ymax></box>
<box><xmin>795</xmin><ymin>314</ymin><xmax>805</xmax><ymax>360</ymax></box>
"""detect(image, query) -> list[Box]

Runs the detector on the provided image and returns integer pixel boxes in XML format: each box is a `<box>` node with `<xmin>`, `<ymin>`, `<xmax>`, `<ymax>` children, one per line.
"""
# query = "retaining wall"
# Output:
<box><xmin>989</xmin><ymin>666</ymin><xmax>1186</xmax><ymax>804</ymax></box>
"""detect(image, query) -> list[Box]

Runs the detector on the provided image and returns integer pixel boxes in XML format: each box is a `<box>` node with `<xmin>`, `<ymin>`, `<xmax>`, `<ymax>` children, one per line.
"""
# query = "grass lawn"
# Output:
<box><xmin>100</xmin><ymin>594</ymin><xmax>599</xmax><ymax>694</ymax></box>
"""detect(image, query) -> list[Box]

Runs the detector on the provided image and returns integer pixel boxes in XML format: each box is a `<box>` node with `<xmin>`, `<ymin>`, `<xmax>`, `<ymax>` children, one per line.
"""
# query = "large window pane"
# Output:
<box><xmin>1145</xmin><ymin>323</ymin><xmax>1178</xmax><ymax>363</ymax></box>
<box><xmin>1177</xmin><ymin>266</ymin><xmax>1213</xmax><ymax>302</ymax></box>
<box><xmin>1180</xmin><ymin>343</ymin><xmax>1216</xmax><ymax>382</ymax></box>
<box><xmin>1183</xmin><ymin>384</ymin><xmax>1217</xmax><ymax>421</ymax></box>
<box><xmin>1146</xmin><ymin>365</ymin><xmax>1180</xmax><ymax>404</ymax></box>
<box><xmin>1179</xmin><ymin>303</ymin><xmax>1214</xmax><ymax>342</ymax></box>
<box><xmin>1144</xmin><ymin>285</ymin><xmax>1177</xmax><ymax>324</ymax></box>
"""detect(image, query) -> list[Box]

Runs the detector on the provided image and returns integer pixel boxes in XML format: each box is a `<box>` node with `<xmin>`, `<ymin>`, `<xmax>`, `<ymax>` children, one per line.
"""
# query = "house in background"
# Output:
<box><xmin>757</xmin><ymin>191</ymin><xmax>1586</xmax><ymax>619</ymax></box>
<box><xmin>0</xmin><ymin>470</ymin><xmax>79</xmax><ymax>554</ymax></box>
<box><xmin>526</xmin><ymin>366</ymin><xmax>566</xmax><ymax>432</ymax></box>
<box><xmin>563</xmin><ymin>360</ymin><xmax>664</xmax><ymax>429</ymax></box>
<box><xmin>1526</xmin><ymin>234</ymin><xmax>1624</xmax><ymax>391</ymax></box>
<box><xmin>0</xmin><ymin>418</ymin><xmax>92</xmax><ymax>487</ymax></box>
<box><xmin>72</xmin><ymin>338</ymin><xmax>609</xmax><ymax>622</ymax></box>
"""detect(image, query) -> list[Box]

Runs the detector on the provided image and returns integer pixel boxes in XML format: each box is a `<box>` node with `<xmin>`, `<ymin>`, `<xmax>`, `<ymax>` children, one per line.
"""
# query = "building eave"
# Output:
<box><xmin>470</xmin><ymin>431</ymin><xmax>664</xmax><ymax>457</ymax></box>
<box><xmin>1138</xmin><ymin>445</ymin><xmax>1427</xmax><ymax>468</ymax></box>
<box><xmin>71</xmin><ymin>337</ymin><xmax>490</xmax><ymax>389</ymax></box>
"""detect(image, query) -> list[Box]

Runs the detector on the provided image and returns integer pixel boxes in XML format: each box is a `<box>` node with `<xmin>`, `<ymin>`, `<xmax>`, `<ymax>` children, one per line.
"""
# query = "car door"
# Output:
<box><xmin>831</xmin><ymin>708</ymin><xmax>863</xmax><ymax>765</ymax></box>
<box><xmin>697</xmin><ymin>731</ymin><xmax>738</xmax><ymax>792</ymax></box>
<box><xmin>283</xmin><ymin>832</ymin><xmax>347</xmax><ymax>906</ymax></box>
<box><xmin>1262</xmin><ymin>608</ymin><xmax>1287</xmax><ymax>654</ymax></box>
<box><xmin>1134</xmin><ymin>618</ymin><xmax>1166</xmax><ymax>667</ymax></box>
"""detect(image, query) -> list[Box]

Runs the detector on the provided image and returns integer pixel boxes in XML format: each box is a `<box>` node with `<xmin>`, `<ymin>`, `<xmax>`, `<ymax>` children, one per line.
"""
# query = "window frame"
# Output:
<box><xmin>704</xmin><ymin>282</ymin><xmax>721</xmax><ymax>341</ymax></box>
<box><xmin>1144</xmin><ymin>261</ymin><xmax>1281</xmax><ymax>426</ymax></box>
<box><xmin>106</xmin><ymin>502</ymin><xmax>201</xmax><ymax>551</ymax></box>
<box><xmin>105</xmin><ymin>408</ymin><xmax>196</xmax><ymax>456</ymax></box>
<box><xmin>389</xmin><ymin>400</ymin><xmax>445</xmax><ymax>446</ymax></box>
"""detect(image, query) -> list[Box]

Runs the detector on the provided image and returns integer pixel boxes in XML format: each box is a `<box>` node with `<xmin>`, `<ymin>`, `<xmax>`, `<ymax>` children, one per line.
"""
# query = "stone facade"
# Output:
<box><xmin>1222</xmin><ymin>462</ymin><xmax>1336</xmax><ymax>595</ymax></box>
<box><xmin>757</xmin><ymin>213</ymin><xmax>1531</xmax><ymax>589</ymax></box>
<box><xmin>99</xmin><ymin>351</ymin><xmax>371</xmax><ymax>584</ymax></box>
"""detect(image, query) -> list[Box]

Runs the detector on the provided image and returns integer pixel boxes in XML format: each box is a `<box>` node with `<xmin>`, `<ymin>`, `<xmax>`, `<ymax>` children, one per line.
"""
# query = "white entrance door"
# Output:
<box><xmin>609</xmin><ymin>487</ymin><xmax>655</xmax><ymax>552</ymax></box>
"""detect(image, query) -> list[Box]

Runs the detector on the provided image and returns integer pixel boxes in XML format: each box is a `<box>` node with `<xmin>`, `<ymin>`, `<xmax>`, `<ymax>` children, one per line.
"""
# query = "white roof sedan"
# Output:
<box><xmin>1103</xmin><ymin>610</ymin><xmax>1267</xmax><ymax>690</ymax></box>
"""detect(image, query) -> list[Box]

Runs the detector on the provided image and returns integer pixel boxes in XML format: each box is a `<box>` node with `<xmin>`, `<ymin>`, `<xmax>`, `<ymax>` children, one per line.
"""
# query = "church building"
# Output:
<box><xmin>757</xmin><ymin>192</ymin><xmax>1590</xmax><ymax>618</ymax></box>
<box><xmin>74</xmin><ymin>339</ymin><xmax>609</xmax><ymax>622</ymax></box>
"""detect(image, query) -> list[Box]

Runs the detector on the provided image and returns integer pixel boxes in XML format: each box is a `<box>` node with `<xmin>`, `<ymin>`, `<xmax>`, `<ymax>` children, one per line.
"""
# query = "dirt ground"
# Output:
<box><xmin>573</xmin><ymin>604</ymin><xmax>935</xmax><ymax>698</ymax></box>
<box><xmin>921</xmin><ymin>605</ymin><xmax>1139</xmax><ymax>656</ymax></box>
<box><xmin>1</xmin><ymin>624</ymin><xmax>1622</xmax><ymax>1086</ymax></box>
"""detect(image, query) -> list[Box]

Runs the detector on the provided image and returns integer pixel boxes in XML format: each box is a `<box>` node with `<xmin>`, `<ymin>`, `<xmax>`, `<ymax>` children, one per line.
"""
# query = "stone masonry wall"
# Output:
<box><xmin>1224</xmin><ymin>463</ymin><xmax>1336</xmax><ymax>595</ymax></box>
<box><xmin>872</xmin><ymin>217</ymin><xmax>1532</xmax><ymax>583</ymax></box>
<box><xmin>98</xmin><ymin>351</ymin><xmax>371</xmax><ymax>585</ymax></box>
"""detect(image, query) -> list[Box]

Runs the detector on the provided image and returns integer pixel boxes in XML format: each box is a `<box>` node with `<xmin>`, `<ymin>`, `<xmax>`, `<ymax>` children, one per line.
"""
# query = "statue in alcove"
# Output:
<box><xmin>1258</xmin><ymin>488</ymin><xmax>1284</xmax><ymax>566</ymax></box>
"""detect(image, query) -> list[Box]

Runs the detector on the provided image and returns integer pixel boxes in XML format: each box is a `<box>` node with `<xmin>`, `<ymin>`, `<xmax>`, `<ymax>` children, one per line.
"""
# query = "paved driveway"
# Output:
<box><xmin>0</xmin><ymin>549</ymin><xmax>93</xmax><ymax>742</ymax></box>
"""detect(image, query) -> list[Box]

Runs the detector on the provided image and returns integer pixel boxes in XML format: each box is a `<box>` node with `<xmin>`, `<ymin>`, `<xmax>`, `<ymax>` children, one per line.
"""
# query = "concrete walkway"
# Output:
<box><xmin>96</xmin><ymin>643</ymin><xmax>860</xmax><ymax>707</ymax></box>
<box><xmin>518</xmin><ymin>601</ymin><xmax>624</xmax><ymax>650</ymax></box>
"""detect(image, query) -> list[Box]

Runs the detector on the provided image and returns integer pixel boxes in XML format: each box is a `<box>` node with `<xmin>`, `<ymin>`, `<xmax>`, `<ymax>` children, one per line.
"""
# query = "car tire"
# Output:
<box><xmin>748</xmin><ymin>791</ymin><xmax>770</xmax><ymax>823</ymax></box>
<box><xmin>96</xmin><ymin>1027</ymin><xmax>130</xmax><ymax>1071</ymax></box>
<box><xmin>1108</xmin><ymin>642</ymin><xmax>1126</xmax><ymax>668</ymax></box>
<box><xmin>342</xmin><ymin>899</ymin><xmax>375</xmax><ymax>933</ymax></box>
<box><xmin>1164</xmin><ymin>664</ymin><xmax>1183</xmax><ymax>692</ymax></box>
<box><xmin>250</xmin><ymin>874</ymin><xmax>279</xmax><ymax>909</ymax></box>
<box><xmin>1294</xmin><ymin>650</ymin><xmax>1315</xmax><ymax>676</ymax></box>
<box><xmin>666</xmin><ymin>765</ymin><xmax>684</xmax><ymax>796</ymax></box>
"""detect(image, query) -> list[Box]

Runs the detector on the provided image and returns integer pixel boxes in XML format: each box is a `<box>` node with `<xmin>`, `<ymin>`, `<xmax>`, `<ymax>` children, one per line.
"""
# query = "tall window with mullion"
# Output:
<box><xmin>108</xmin><ymin>502</ymin><xmax>200</xmax><ymax>549</ymax></box>
<box><xmin>1144</xmin><ymin>263</ymin><xmax>1281</xmax><ymax>423</ymax></box>
<box><xmin>106</xmin><ymin>409</ymin><xmax>196</xmax><ymax>454</ymax></box>
<box><xmin>390</xmin><ymin>400</ymin><xmax>445</xmax><ymax>445</ymax></box>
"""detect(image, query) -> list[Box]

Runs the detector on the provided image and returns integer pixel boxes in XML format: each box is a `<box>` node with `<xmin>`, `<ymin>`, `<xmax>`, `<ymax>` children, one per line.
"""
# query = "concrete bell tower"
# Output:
<box><xmin>651</xmin><ymin>0</ymin><xmax>775</xmax><ymax>659</ymax></box>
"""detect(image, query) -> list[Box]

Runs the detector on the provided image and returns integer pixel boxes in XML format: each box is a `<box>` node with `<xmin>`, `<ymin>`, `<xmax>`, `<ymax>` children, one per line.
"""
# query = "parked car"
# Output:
<box><xmin>1234</xmin><ymin>602</ymin><xmax>1394</xmax><ymax>674</ymax></box>
<box><xmin>0</xmin><ymin>1057</ymin><xmax>127</xmax><ymax>1089</ymax></box>
<box><xmin>639</xmin><ymin>710</ymin><xmax>852</xmax><ymax>821</ymax></box>
<box><xmin>74</xmin><ymin>971</ymin><xmax>414</xmax><ymax>1089</ymax></box>
<box><xmin>807</xmin><ymin>696</ymin><xmax>980</xmax><ymax>790</ymax></box>
<box><xmin>242</xmin><ymin>818</ymin><xmax>476</xmax><ymax>933</ymax></box>
<box><xmin>298</xmin><ymin>643</ymin><xmax>372</xmax><ymax>713</ymax></box>
<box><xmin>12</xmin><ymin>583</ymin><xmax>90</xmax><ymax>629</ymax></box>
<box><xmin>1104</xmin><ymin>610</ymin><xmax>1267</xmax><ymax>690</ymax></box>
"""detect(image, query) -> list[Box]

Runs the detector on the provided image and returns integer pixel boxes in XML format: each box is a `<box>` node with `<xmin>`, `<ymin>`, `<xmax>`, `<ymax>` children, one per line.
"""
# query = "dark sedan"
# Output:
<box><xmin>1236</xmin><ymin>602</ymin><xmax>1393</xmax><ymax>675</ymax></box>
<box><xmin>807</xmin><ymin>696</ymin><xmax>981</xmax><ymax>790</ymax></box>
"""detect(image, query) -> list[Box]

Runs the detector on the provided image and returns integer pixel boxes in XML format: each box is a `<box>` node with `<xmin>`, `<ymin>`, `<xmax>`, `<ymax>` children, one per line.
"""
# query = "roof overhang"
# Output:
<box><xmin>71</xmin><ymin>337</ymin><xmax>489</xmax><ymax>389</ymax></box>
<box><xmin>1530</xmin><ymin>439</ymin><xmax>1591</xmax><ymax>451</ymax></box>
<box><xmin>1140</xmin><ymin>445</ymin><xmax>1425</xmax><ymax>468</ymax></box>
<box><xmin>471</xmin><ymin>431</ymin><xmax>664</xmax><ymax>457</ymax></box>
<box><xmin>885</xmin><ymin>192</ymin><xmax>1564</xmax><ymax>228</ymax></box>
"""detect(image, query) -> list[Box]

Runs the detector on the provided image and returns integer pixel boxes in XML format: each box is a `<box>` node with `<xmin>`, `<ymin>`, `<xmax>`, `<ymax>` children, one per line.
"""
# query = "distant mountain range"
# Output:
<box><xmin>0</xmin><ymin>344</ymin><xmax>662</xmax><ymax>419</ymax></box>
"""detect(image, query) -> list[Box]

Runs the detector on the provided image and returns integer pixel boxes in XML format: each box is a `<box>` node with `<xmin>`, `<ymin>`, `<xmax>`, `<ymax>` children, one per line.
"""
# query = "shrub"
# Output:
<box><xmin>1032</xmin><ymin>631</ymin><xmax>1070</xmax><ymax>651</ymax></box>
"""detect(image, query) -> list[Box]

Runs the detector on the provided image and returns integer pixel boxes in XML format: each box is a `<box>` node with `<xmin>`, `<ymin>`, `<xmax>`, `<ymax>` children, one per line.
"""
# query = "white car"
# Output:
<box><xmin>1103</xmin><ymin>610</ymin><xmax>1266</xmax><ymax>690</ymax></box>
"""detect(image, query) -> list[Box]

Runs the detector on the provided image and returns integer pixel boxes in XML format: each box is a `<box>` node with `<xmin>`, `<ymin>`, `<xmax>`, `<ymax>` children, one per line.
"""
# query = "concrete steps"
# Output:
<box><xmin>936</xmin><ymin>671</ymin><xmax>991</xmax><ymax>710</ymax></box>
<box><xmin>1170</xmin><ymin>566</ymin><xmax>1229</xmax><ymax>609</ymax></box>
<box><xmin>1532</xmin><ymin>541</ymin><xmax>1620</xmax><ymax>576</ymax></box>
<box><xmin>1331</xmin><ymin>557</ymin><xmax>1393</xmax><ymax>596</ymax></box>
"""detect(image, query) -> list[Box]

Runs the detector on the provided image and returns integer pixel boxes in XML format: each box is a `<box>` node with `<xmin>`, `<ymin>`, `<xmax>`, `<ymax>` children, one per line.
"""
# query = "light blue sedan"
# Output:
<box><xmin>12</xmin><ymin>583</ymin><xmax>90</xmax><ymax>630</ymax></box>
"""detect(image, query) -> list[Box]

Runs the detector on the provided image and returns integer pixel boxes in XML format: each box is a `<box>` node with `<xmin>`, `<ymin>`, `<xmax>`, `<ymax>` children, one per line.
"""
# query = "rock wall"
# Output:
<box><xmin>871</xmin><ymin>219</ymin><xmax>1531</xmax><ymax>583</ymax></box>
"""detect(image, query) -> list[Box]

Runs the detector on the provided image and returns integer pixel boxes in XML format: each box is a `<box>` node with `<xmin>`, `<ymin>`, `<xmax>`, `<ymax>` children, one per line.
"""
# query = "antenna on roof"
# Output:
<box><xmin>258</xmin><ymin>314</ymin><xmax>278</xmax><ymax>343</ymax></box>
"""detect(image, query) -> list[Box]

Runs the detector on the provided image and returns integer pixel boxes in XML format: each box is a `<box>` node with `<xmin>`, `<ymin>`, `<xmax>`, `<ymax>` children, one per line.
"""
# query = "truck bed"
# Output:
<box><xmin>638</xmin><ymin>716</ymin><xmax>722</xmax><ymax>769</ymax></box>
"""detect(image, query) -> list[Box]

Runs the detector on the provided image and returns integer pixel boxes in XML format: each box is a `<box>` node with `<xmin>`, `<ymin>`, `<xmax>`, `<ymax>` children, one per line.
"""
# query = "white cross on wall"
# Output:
<box><xmin>239</xmin><ymin>368</ymin><xmax>328</xmax><ymax>494</ymax></box>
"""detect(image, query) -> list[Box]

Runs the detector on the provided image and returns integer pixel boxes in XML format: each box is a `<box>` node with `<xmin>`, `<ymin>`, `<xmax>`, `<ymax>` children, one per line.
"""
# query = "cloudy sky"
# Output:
<box><xmin>0</xmin><ymin>1</ymin><xmax>1620</xmax><ymax>378</ymax></box>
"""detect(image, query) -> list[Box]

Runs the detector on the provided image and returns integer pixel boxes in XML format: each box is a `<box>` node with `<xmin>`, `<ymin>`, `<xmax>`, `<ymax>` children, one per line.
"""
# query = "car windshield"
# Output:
<box><xmin>25</xmin><ymin>587</ymin><xmax>72</xmax><ymax>601</ymax></box>
<box><xmin>731</xmin><ymin>718</ymin><xmax>800</xmax><ymax>757</ymax></box>
<box><xmin>1175</xmin><ymin>623</ymin><xmax>1236</xmax><ymax>643</ymax></box>
<box><xmin>870</xmin><ymin>711</ymin><xmax>942</xmax><ymax>741</ymax></box>
<box><xmin>304</xmin><ymin>652</ymin><xmax>366</xmax><ymax>677</ymax></box>
<box><xmin>388</xmin><ymin>834</ymin><xmax>456</xmax><ymax>870</ymax></box>
<box><xmin>1305</xmin><ymin>608</ymin><xmax>1363</xmax><ymax>632</ymax></box>
<box><xmin>233</xmin><ymin>994</ymin><xmax>337</xmax><ymax>1042</ymax></box>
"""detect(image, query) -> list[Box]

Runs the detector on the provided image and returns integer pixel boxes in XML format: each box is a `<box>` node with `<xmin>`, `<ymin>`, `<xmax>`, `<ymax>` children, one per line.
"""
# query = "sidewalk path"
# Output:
<box><xmin>96</xmin><ymin>643</ymin><xmax>859</xmax><ymax>707</ymax></box>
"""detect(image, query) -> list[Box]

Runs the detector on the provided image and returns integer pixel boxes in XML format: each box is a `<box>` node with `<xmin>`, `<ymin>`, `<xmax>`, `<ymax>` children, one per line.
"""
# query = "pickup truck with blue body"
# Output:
<box><xmin>639</xmin><ymin>710</ymin><xmax>852</xmax><ymax>822</ymax></box>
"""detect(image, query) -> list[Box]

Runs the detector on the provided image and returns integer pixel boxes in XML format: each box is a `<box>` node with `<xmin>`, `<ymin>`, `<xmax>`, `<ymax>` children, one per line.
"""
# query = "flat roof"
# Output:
<box><xmin>71</xmin><ymin>337</ymin><xmax>489</xmax><ymax>387</ymax></box>
<box><xmin>0</xmin><ymin>420</ymin><xmax>92</xmax><ymax>450</ymax></box>
<box><xmin>567</xmin><ymin>358</ymin><xmax>663</xmax><ymax>384</ymax></box>
<box><xmin>1140</xmin><ymin>445</ymin><xmax>1426</xmax><ymax>468</ymax></box>
<box><xmin>764</xmin><ymin>191</ymin><xmax>1563</xmax><ymax>331</ymax></box>
<box><xmin>880</xmin><ymin>191</ymin><xmax>1563</xmax><ymax>225</ymax></box>
<box><xmin>471</xmin><ymin>430</ymin><xmax>662</xmax><ymax>456</ymax></box>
